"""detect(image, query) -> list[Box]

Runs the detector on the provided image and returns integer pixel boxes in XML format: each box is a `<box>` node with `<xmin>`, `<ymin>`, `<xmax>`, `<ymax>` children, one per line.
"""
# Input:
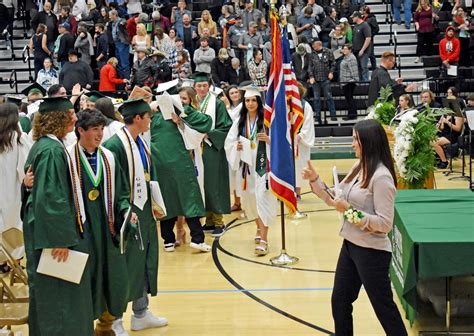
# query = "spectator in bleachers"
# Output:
<box><xmin>30</xmin><ymin>23</ymin><xmax>53</xmax><ymax>76</ymax></box>
<box><xmin>72</xmin><ymin>0</ymin><xmax>87</xmax><ymax>20</ymax></box>
<box><xmin>32</xmin><ymin>2</ymin><xmax>58</xmax><ymax>52</ymax></box>
<box><xmin>37</xmin><ymin>57</ymin><xmax>59</xmax><ymax>91</ymax></box>
<box><xmin>198</xmin><ymin>10</ymin><xmax>218</xmax><ymax>37</ymax></box>
<box><xmin>257</xmin><ymin>17</ymin><xmax>270</xmax><ymax>43</ymax></box>
<box><xmin>171</xmin><ymin>0</ymin><xmax>192</xmax><ymax>36</ymax></box>
<box><xmin>107</xmin><ymin>9</ymin><xmax>131</xmax><ymax>79</ymax></box>
<box><xmin>127</xmin><ymin>13</ymin><xmax>149</xmax><ymax>44</ymax></box>
<box><xmin>414</xmin><ymin>0</ymin><xmax>438</xmax><ymax>63</ymax></box>
<box><xmin>169</xmin><ymin>28</ymin><xmax>177</xmax><ymax>44</ymax></box>
<box><xmin>420</xmin><ymin>89</ymin><xmax>442</xmax><ymax>108</ymax></box>
<box><xmin>126</xmin><ymin>0</ymin><xmax>142</xmax><ymax>16</ymax></box>
<box><xmin>55</xmin><ymin>22</ymin><xmax>75</xmax><ymax>68</ymax></box>
<box><xmin>74</xmin><ymin>24</ymin><xmax>95</xmax><ymax>65</ymax></box>
<box><xmin>228</xmin><ymin>57</ymin><xmax>250</xmax><ymax>85</ymax></box>
<box><xmin>329</xmin><ymin>24</ymin><xmax>346</xmax><ymax>54</ymax></box>
<box><xmin>59</xmin><ymin>5</ymin><xmax>77</xmax><ymax>36</ymax></box>
<box><xmin>154</xmin><ymin>28</ymin><xmax>175</xmax><ymax>58</ymax></box>
<box><xmin>393</xmin><ymin>0</ymin><xmax>413</xmax><ymax>29</ymax></box>
<box><xmin>361</xmin><ymin>5</ymin><xmax>379</xmax><ymax>71</ymax></box>
<box><xmin>211</xmin><ymin>48</ymin><xmax>232</xmax><ymax>88</ymax></box>
<box><xmin>320</xmin><ymin>6</ymin><xmax>338</xmax><ymax>48</ymax></box>
<box><xmin>452</xmin><ymin>7</ymin><xmax>471</xmax><ymax>66</ymax></box>
<box><xmin>59</xmin><ymin>49</ymin><xmax>93</xmax><ymax>91</ymax></box>
<box><xmin>130</xmin><ymin>47</ymin><xmax>157</xmax><ymax>87</ymax></box>
<box><xmin>193</xmin><ymin>37</ymin><xmax>216</xmax><ymax>74</ymax></box>
<box><xmin>297</xmin><ymin>6</ymin><xmax>318</xmax><ymax>43</ymax></box>
<box><xmin>339</xmin><ymin>17</ymin><xmax>352</xmax><ymax>43</ymax></box>
<box><xmin>248</xmin><ymin>48</ymin><xmax>267</xmax><ymax>87</ymax></box>
<box><xmin>226</xmin><ymin>14</ymin><xmax>246</xmax><ymax>62</ymax></box>
<box><xmin>238</xmin><ymin>21</ymin><xmax>264</xmax><ymax>65</ymax></box>
<box><xmin>351</xmin><ymin>11</ymin><xmax>371</xmax><ymax>81</ymax></box>
<box><xmin>307</xmin><ymin>0</ymin><xmax>325</xmax><ymax>23</ymax></box>
<box><xmin>219</xmin><ymin>5</ymin><xmax>235</xmax><ymax>45</ymax></box>
<box><xmin>241</xmin><ymin>0</ymin><xmax>264</xmax><ymax>30</ymax></box>
<box><xmin>97</xmin><ymin>7</ymin><xmax>110</xmax><ymax>25</ymax></box>
<box><xmin>439</xmin><ymin>26</ymin><xmax>460</xmax><ymax>71</ymax></box>
<box><xmin>132</xmin><ymin>23</ymin><xmax>152</xmax><ymax>62</ymax></box>
<box><xmin>339</xmin><ymin>43</ymin><xmax>359</xmax><ymax>120</ymax></box>
<box><xmin>467</xmin><ymin>93</ymin><xmax>474</xmax><ymax>107</ymax></box>
<box><xmin>99</xmin><ymin>57</ymin><xmax>129</xmax><ymax>91</ymax></box>
<box><xmin>292</xmin><ymin>43</ymin><xmax>311</xmax><ymax>85</ymax></box>
<box><xmin>81</xmin><ymin>0</ymin><xmax>100</xmax><ymax>24</ymax></box>
<box><xmin>94</xmin><ymin>23</ymin><xmax>109</xmax><ymax>69</ymax></box>
<box><xmin>179</xmin><ymin>14</ymin><xmax>198</xmax><ymax>56</ymax></box>
<box><xmin>198</xmin><ymin>27</ymin><xmax>221</xmax><ymax>53</ymax></box>
<box><xmin>368</xmin><ymin>51</ymin><xmax>416</xmax><ymax>106</ymax></box>
<box><xmin>152</xmin><ymin>11</ymin><xmax>172</xmax><ymax>34</ymax></box>
<box><xmin>308</xmin><ymin>37</ymin><xmax>337</xmax><ymax>122</ymax></box>
<box><xmin>169</xmin><ymin>37</ymin><xmax>191</xmax><ymax>69</ymax></box>
<box><xmin>172</xmin><ymin>50</ymin><xmax>192</xmax><ymax>80</ymax></box>
<box><xmin>151</xmin><ymin>50</ymin><xmax>172</xmax><ymax>83</ymax></box>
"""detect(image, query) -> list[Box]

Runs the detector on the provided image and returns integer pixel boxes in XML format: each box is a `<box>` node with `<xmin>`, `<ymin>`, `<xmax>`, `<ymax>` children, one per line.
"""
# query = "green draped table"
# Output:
<box><xmin>389</xmin><ymin>189</ymin><xmax>474</xmax><ymax>325</ymax></box>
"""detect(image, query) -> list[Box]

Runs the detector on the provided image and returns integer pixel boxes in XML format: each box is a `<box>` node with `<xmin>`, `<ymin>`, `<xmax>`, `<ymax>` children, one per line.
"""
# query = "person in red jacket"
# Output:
<box><xmin>99</xmin><ymin>57</ymin><xmax>129</xmax><ymax>92</ymax></box>
<box><xmin>439</xmin><ymin>26</ymin><xmax>460</xmax><ymax>69</ymax></box>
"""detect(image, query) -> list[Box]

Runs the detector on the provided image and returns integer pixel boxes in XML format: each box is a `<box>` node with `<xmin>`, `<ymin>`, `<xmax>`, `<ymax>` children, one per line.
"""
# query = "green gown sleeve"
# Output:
<box><xmin>182</xmin><ymin>105</ymin><xmax>213</xmax><ymax>134</ymax></box>
<box><xmin>19</xmin><ymin>116</ymin><xmax>32</xmax><ymax>133</ymax></box>
<box><xmin>207</xmin><ymin>99</ymin><xmax>233</xmax><ymax>151</ymax></box>
<box><xmin>31</xmin><ymin>146</ymin><xmax>79</xmax><ymax>249</ymax></box>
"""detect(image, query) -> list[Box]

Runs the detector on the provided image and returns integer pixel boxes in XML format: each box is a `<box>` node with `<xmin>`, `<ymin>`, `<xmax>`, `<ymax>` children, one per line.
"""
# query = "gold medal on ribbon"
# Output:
<box><xmin>145</xmin><ymin>172</ymin><xmax>151</xmax><ymax>182</ymax></box>
<box><xmin>250</xmin><ymin>142</ymin><xmax>256</xmax><ymax>150</ymax></box>
<box><xmin>88</xmin><ymin>188</ymin><xmax>100</xmax><ymax>201</ymax></box>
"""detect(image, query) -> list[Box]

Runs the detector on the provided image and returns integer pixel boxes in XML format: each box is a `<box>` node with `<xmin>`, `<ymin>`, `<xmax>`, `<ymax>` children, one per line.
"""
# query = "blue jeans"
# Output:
<box><xmin>355</xmin><ymin>50</ymin><xmax>370</xmax><ymax>81</ymax></box>
<box><xmin>351</xmin><ymin>0</ymin><xmax>365</xmax><ymax>4</ymax></box>
<box><xmin>312</xmin><ymin>80</ymin><xmax>336</xmax><ymax>120</ymax></box>
<box><xmin>115</xmin><ymin>41</ymin><xmax>130</xmax><ymax>79</ymax></box>
<box><xmin>392</xmin><ymin>0</ymin><xmax>412</xmax><ymax>27</ymax></box>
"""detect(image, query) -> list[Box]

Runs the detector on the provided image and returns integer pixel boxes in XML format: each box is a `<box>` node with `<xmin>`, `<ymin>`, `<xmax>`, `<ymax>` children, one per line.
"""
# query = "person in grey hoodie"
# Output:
<box><xmin>74</xmin><ymin>24</ymin><xmax>95</xmax><ymax>66</ymax></box>
<box><xmin>193</xmin><ymin>37</ymin><xmax>216</xmax><ymax>74</ymax></box>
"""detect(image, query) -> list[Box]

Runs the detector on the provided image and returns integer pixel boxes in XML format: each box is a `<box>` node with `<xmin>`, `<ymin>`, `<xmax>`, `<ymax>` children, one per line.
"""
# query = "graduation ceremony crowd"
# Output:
<box><xmin>0</xmin><ymin>0</ymin><xmax>474</xmax><ymax>335</ymax></box>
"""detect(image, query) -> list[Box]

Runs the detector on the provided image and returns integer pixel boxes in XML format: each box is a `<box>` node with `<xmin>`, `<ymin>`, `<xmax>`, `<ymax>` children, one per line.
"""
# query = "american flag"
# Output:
<box><xmin>264</xmin><ymin>11</ymin><xmax>297</xmax><ymax>214</ymax></box>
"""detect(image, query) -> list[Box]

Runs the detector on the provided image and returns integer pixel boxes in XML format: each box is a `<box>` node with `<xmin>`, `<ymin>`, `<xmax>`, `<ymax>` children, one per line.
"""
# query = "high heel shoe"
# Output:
<box><xmin>175</xmin><ymin>228</ymin><xmax>187</xmax><ymax>246</ymax></box>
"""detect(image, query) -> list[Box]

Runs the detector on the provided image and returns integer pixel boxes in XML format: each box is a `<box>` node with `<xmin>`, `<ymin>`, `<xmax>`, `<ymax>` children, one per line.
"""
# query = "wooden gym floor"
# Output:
<box><xmin>10</xmin><ymin>158</ymin><xmax>473</xmax><ymax>335</ymax></box>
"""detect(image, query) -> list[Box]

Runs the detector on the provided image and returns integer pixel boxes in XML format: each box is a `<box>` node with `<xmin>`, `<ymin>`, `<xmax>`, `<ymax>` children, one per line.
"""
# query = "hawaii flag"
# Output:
<box><xmin>264</xmin><ymin>11</ymin><xmax>297</xmax><ymax>214</ymax></box>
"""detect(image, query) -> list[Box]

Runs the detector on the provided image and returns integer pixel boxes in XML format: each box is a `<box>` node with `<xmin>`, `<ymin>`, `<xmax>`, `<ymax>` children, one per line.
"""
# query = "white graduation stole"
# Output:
<box><xmin>117</xmin><ymin>127</ymin><xmax>149</xmax><ymax>210</ymax></box>
<box><xmin>200</xmin><ymin>92</ymin><xmax>217</xmax><ymax>130</ymax></box>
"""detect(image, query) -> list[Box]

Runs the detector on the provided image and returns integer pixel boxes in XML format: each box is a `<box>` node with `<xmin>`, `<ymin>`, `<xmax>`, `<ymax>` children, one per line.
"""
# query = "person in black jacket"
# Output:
<box><xmin>130</xmin><ymin>47</ymin><xmax>157</xmax><ymax>88</ymax></box>
<box><xmin>31</xmin><ymin>2</ymin><xmax>58</xmax><ymax>51</ymax></box>
<box><xmin>59</xmin><ymin>49</ymin><xmax>94</xmax><ymax>92</ymax></box>
<box><xmin>211</xmin><ymin>48</ymin><xmax>232</xmax><ymax>88</ymax></box>
<box><xmin>292</xmin><ymin>43</ymin><xmax>311</xmax><ymax>86</ymax></box>
<box><xmin>228</xmin><ymin>57</ymin><xmax>250</xmax><ymax>85</ymax></box>
<box><xmin>320</xmin><ymin>7</ymin><xmax>338</xmax><ymax>48</ymax></box>
<box><xmin>151</xmin><ymin>50</ymin><xmax>172</xmax><ymax>84</ymax></box>
<box><xmin>56</xmin><ymin>22</ymin><xmax>75</xmax><ymax>67</ymax></box>
<box><xmin>94</xmin><ymin>23</ymin><xmax>108</xmax><ymax>69</ymax></box>
<box><xmin>361</xmin><ymin>6</ymin><xmax>379</xmax><ymax>71</ymax></box>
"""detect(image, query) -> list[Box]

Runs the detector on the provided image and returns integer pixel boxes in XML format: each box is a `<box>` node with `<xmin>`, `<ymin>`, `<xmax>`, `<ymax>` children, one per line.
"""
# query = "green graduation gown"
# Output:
<box><xmin>150</xmin><ymin>106</ymin><xmax>212</xmax><ymax>220</ymax></box>
<box><xmin>23</xmin><ymin>136</ymin><xmax>94</xmax><ymax>336</ymax></box>
<box><xmin>103</xmin><ymin>134</ymin><xmax>159</xmax><ymax>303</ymax></box>
<box><xmin>19</xmin><ymin>115</ymin><xmax>32</xmax><ymax>133</ymax></box>
<box><xmin>74</xmin><ymin>145</ymin><xmax>131</xmax><ymax>317</ymax></box>
<box><xmin>202</xmin><ymin>98</ymin><xmax>233</xmax><ymax>214</ymax></box>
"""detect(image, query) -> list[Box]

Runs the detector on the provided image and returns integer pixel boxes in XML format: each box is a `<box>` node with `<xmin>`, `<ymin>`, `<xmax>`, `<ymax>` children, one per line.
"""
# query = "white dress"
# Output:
<box><xmin>0</xmin><ymin>132</ymin><xmax>31</xmax><ymax>234</ymax></box>
<box><xmin>227</xmin><ymin>103</ymin><xmax>243</xmax><ymax>197</ymax></box>
<box><xmin>295</xmin><ymin>101</ymin><xmax>316</xmax><ymax>188</ymax></box>
<box><xmin>224</xmin><ymin>117</ymin><xmax>278</xmax><ymax>227</ymax></box>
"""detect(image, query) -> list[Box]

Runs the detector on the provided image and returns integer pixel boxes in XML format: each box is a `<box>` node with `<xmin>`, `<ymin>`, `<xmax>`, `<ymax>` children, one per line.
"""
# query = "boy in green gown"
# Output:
<box><xmin>103</xmin><ymin>99</ymin><xmax>167</xmax><ymax>335</ymax></box>
<box><xmin>23</xmin><ymin>97</ymin><xmax>94</xmax><ymax>336</ymax></box>
<box><xmin>193</xmin><ymin>73</ymin><xmax>233</xmax><ymax>237</ymax></box>
<box><xmin>150</xmin><ymin>87</ymin><xmax>213</xmax><ymax>252</ymax></box>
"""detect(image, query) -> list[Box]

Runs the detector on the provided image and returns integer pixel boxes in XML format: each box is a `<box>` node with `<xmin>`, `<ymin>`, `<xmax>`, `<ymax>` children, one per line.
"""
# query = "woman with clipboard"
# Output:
<box><xmin>302</xmin><ymin>119</ymin><xmax>407</xmax><ymax>336</ymax></box>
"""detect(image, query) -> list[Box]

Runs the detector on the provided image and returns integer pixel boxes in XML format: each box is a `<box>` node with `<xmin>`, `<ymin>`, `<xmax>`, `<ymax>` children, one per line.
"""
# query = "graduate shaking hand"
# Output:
<box><xmin>52</xmin><ymin>248</ymin><xmax>69</xmax><ymax>262</ymax></box>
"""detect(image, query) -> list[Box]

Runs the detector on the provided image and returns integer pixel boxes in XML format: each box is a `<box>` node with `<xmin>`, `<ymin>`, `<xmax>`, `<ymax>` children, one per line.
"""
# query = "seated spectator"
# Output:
<box><xmin>247</xmin><ymin>49</ymin><xmax>267</xmax><ymax>87</ymax></box>
<box><xmin>99</xmin><ymin>57</ymin><xmax>129</xmax><ymax>92</ymax></box>
<box><xmin>439</xmin><ymin>26</ymin><xmax>460</xmax><ymax>70</ymax></box>
<box><xmin>467</xmin><ymin>94</ymin><xmax>474</xmax><ymax>108</ymax></box>
<box><xmin>292</xmin><ymin>43</ymin><xmax>311</xmax><ymax>85</ymax></box>
<box><xmin>36</xmin><ymin>57</ymin><xmax>59</xmax><ymax>91</ymax></box>
<box><xmin>211</xmin><ymin>48</ymin><xmax>232</xmax><ymax>88</ymax></box>
<box><xmin>228</xmin><ymin>57</ymin><xmax>250</xmax><ymax>85</ymax></box>
<box><xmin>198</xmin><ymin>10</ymin><xmax>218</xmax><ymax>37</ymax></box>
<box><xmin>193</xmin><ymin>37</ymin><xmax>216</xmax><ymax>74</ymax></box>
<box><xmin>59</xmin><ymin>49</ymin><xmax>94</xmax><ymax>92</ymax></box>
<box><xmin>130</xmin><ymin>47</ymin><xmax>157</xmax><ymax>88</ymax></box>
<box><xmin>172</xmin><ymin>50</ymin><xmax>192</xmax><ymax>80</ymax></box>
<box><xmin>320</xmin><ymin>6</ymin><xmax>338</xmax><ymax>48</ymax></box>
<box><xmin>55</xmin><ymin>22</ymin><xmax>74</xmax><ymax>68</ymax></box>
<box><xmin>433</xmin><ymin>111</ymin><xmax>465</xmax><ymax>169</ymax></box>
<box><xmin>420</xmin><ymin>89</ymin><xmax>442</xmax><ymax>108</ymax></box>
<box><xmin>339</xmin><ymin>44</ymin><xmax>359</xmax><ymax>120</ymax></box>
<box><xmin>296</xmin><ymin>6</ymin><xmax>317</xmax><ymax>43</ymax></box>
<box><xmin>74</xmin><ymin>24</ymin><xmax>94</xmax><ymax>65</ymax></box>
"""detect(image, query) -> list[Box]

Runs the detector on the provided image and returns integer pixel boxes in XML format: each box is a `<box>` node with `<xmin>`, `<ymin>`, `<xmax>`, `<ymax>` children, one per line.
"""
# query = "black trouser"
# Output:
<box><xmin>332</xmin><ymin>240</ymin><xmax>407</xmax><ymax>336</ymax></box>
<box><xmin>342</xmin><ymin>82</ymin><xmax>357</xmax><ymax>118</ymax></box>
<box><xmin>160</xmin><ymin>216</ymin><xmax>204</xmax><ymax>245</ymax></box>
<box><xmin>416</xmin><ymin>32</ymin><xmax>433</xmax><ymax>57</ymax></box>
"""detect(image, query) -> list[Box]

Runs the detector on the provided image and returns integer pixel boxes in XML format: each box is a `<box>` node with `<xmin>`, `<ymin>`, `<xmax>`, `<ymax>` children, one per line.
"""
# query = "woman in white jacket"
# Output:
<box><xmin>224</xmin><ymin>88</ymin><xmax>278</xmax><ymax>256</ymax></box>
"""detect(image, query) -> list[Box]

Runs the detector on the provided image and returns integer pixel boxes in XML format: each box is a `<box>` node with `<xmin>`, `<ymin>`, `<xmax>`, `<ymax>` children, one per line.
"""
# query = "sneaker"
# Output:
<box><xmin>437</xmin><ymin>161</ymin><xmax>448</xmax><ymax>169</ymax></box>
<box><xmin>202</xmin><ymin>224</ymin><xmax>215</xmax><ymax>233</ymax></box>
<box><xmin>190</xmin><ymin>242</ymin><xmax>211</xmax><ymax>252</ymax></box>
<box><xmin>131</xmin><ymin>311</ymin><xmax>168</xmax><ymax>331</ymax></box>
<box><xmin>111</xmin><ymin>318</ymin><xmax>129</xmax><ymax>336</ymax></box>
<box><xmin>211</xmin><ymin>226</ymin><xmax>225</xmax><ymax>237</ymax></box>
<box><xmin>163</xmin><ymin>243</ymin><xmax>175</xmax><ymax>252</ymax></box>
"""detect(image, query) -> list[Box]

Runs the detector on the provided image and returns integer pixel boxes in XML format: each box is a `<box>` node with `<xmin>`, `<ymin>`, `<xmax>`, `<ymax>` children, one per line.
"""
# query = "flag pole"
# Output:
<box><xmin>269</xmin><ymin>4</ymin><xmax>299</xmax><ymax>266</ymax></box>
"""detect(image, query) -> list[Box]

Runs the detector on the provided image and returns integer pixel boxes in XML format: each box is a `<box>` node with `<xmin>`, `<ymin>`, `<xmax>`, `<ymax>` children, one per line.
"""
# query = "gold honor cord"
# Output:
<box><xmin>122</xmin><ymin>128</ymin><xmax>136</xmax><ymax>204</ymax></box>
<box><xmin>101</xmin><ymin>151</ymin><xmax>116</xmax><ymax>237</ymax></box>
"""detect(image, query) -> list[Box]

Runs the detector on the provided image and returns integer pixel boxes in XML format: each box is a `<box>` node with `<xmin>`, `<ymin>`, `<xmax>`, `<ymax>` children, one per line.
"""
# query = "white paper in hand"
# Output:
<box><xmin>37</xmin><ymin>249</ymin><xmax>89</xmax><ymax>284</ymax></box>
<box><xmin>170</xmin><ymin>95</ymin><xmax>185</xmax><ymax>116</ymax></box>
<box><xmin>333</xmin><ymin>166</ymin><xmax>341</xmax><ymax>198</ymax></box>
<box><xmin>156</xmin><ymin>93</ymin><xmax>175</xmax><ymax>120</ymax></box>
<box><xmin>156</xmin><ymin>79</ymin><xmax>179</xmax><ymax>93</ymax></box>
<box><xmin>447</xmin><ymin>65</ymin><xmax>457</xmax><ymax>77</ymax></box>
<box><xmin>238</xmin><ymin>136</ymin><xmax>254</xmax><ymax>166</ymax></box>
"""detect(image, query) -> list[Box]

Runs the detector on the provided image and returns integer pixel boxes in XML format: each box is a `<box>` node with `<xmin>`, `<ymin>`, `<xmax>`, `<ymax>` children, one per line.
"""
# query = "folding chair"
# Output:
<box><xmin>0</xmin><ymin>229</ymin><xmax>27</xmax><ymax>285</ymax></box>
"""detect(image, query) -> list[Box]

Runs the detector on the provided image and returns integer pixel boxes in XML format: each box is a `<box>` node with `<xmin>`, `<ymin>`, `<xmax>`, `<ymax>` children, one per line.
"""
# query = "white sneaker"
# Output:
<box><xmin>131</xmin><ymin>311</ymin><xmax>168</xmax><ymax>331</ymax></box>
<box><xmin>111</xmin><ymin>318</ymin><xmax>129</xmax><ymax>336</ymax></box>
<box><xmin>189</xmin><ymin>242</ymin><xmax>211</xmax><ymax>252</ymax></box>
<box><xmin>164</xmin><ymin>243</ymin><xmax>175</xmax><ymax>252</ymax></box>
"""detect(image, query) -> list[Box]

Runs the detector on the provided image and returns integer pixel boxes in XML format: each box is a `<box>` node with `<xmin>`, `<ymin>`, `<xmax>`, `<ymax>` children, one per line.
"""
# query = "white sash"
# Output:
<box><xmin>116</xmin><ymin>127</ymin><xmax>148</xmax><ymax>210</ymax></box>
<box><xmin>201</xmin><ymin>93</ymin><xmax>217</xmax><ymax>130</ymax></box>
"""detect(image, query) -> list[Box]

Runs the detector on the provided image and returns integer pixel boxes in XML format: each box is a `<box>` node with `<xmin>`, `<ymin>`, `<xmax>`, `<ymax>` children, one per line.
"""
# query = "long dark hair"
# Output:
<box><xmin>225</xmin><ymin>85</ymin><xmax>242</xmax><ymax>107</ymax></box>
<box><xmin>238</xmin><ymin>95</ymin><xmax>264</xmax><ymax>135</ymax></box>
<box><xmin>345</xmin><ymin>119</ymin><xmax>397</xmax><ymax>188</ymax></box>
<box><xmin>0</xmin><ymin>103</ymin><xmax>22</xmax><ymax>153</ymax></box>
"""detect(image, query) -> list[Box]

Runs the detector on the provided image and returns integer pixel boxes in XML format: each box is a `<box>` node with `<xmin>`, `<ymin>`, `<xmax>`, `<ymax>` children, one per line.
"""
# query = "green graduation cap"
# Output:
<box><xmin>84</xmin><ymin>91</ymin><xmax>106</xmax><ymax>103</ymax></box>
<box><xmin>191</xmin><ymin>71</ymin><xmax>210</xmax><ymax>83</ymax></box>
<box><xmin>38</xmin><ymin>97</ymin><xmax>74</xmax><ymax>114</ymax></box>
<box><xmin>21</xmin><ymin>82</ymin><xmax>47</xmax><ymax>97</ymax></box>
<box><xmin>118</xmin><ymin>98</ymin><xmax>151</xmax><ymax>118</ymax></box>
